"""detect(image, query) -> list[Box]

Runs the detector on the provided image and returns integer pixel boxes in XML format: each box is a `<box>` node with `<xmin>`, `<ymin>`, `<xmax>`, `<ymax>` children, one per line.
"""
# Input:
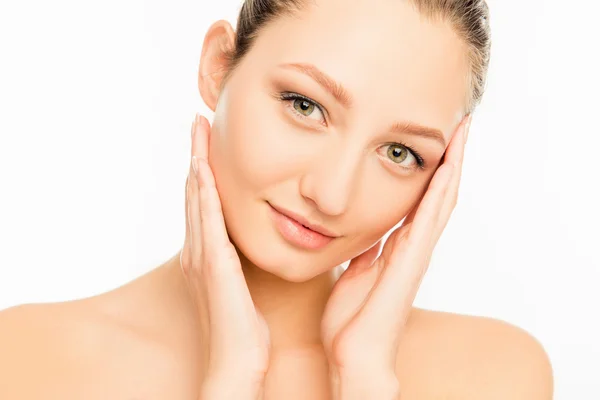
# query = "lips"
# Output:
<box><xmin>267</xmin><ymin>202</ymin><xmax>338</xmax><ymax>238</ymax></box>
<box><xmin>267</xmin><ymin>202</ymin><xmax>338</xmax><ymax>250</ymax></box>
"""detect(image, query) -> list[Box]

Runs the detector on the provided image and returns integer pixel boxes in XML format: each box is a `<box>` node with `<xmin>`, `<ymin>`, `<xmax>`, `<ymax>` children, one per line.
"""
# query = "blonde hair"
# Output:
<box><xmin>222</xmin><ymin>0</ymin><xmax>491</xmax><ymax>113</ymax></box>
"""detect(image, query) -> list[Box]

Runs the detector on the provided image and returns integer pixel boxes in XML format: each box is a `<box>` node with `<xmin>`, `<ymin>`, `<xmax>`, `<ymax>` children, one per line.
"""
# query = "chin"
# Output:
<box><xmin>238</xmin><ymin>234</ymin><xmax>338</xmax><ymax>283</ymax></box>
<box><xmin>225</xmin><ymin>201</ymin><xmax>341</xmax><ymax>283</ymax></box>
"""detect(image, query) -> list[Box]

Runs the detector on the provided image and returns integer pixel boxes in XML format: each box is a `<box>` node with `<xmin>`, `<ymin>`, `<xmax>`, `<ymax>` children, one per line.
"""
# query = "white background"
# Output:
<box><xmin>0</xmin><ymin>0</ymin><xmax>598</xmax><ymax>398</ymax></box>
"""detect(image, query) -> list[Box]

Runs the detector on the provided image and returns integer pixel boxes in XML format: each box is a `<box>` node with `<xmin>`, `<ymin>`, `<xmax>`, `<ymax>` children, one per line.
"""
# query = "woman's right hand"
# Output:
<box><xmin>181</xmin><ymin>113</ymin><xmax>271</xmax><ymax>399</ymax></box>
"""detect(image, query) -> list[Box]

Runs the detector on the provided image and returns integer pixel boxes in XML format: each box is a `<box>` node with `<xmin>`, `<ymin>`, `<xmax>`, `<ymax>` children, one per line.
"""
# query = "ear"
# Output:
<box><xmin>198</xmin><ymin>20</ymin><xmax>236</xmax><ymax>111</ymax></box>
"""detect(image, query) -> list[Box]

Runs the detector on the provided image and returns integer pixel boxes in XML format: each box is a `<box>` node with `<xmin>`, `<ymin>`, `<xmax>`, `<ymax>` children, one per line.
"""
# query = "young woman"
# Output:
<box><xmin>0</xmin><ymin>0</ymin><xmax>553</xmax><ymax>399</ymax></box>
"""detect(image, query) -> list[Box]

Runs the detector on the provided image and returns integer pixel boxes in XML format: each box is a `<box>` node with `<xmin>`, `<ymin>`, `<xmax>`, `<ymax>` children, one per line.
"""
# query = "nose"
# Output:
<box><xmin>298</xmin><ymin>142</ymin><xmax>363</xmax><ymax>217</ymax></box>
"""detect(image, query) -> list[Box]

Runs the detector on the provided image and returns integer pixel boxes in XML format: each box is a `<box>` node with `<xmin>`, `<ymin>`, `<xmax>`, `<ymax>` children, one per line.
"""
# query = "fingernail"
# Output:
<box><xmin>198</xmin><ymin>116</ymin><xmax>209</xmax><ymax>162</ymax></box>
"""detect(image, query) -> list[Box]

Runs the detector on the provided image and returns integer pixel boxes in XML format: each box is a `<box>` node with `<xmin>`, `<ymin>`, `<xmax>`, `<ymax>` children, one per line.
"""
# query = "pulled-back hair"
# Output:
<box><xmin>221</xmin><ymin>0</ymin><xmax>491</xmax><ymax>113</ymax></box>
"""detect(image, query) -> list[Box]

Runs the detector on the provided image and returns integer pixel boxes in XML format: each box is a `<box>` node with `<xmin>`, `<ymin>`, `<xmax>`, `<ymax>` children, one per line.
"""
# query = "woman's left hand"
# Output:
<box><xmin>321</xmin><ymin>115</ymin><xmax>472</xmax><ymax>399</ymax></box>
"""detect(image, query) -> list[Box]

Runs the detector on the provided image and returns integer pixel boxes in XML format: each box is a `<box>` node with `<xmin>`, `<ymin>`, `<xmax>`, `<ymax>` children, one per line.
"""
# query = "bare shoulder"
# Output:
<box><xmin>0</xmin><ymin>300</ymin><xmax>194</xmax><ymax>399</ymax></box>
<box><xmin>398</xmin><ymin>307</ymin><xmax>554</xmax><ymax>400</ymax></box>
<box><xmin>0</xmin><ymin>302</ymin><xmax>77</xmax><ymax>398</ymax></box>
<box><xmin>0</xmin><ymin>302</ymin><xmax>69</xmax><ymax>363</ymax></box>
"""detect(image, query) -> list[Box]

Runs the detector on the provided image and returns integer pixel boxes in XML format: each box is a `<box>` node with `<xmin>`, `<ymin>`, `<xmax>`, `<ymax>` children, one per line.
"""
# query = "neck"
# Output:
<box><xmin>238</xmin><ymin>249</ymin><xmax>344</xmax><ymax>350</ymax></box>
<box><xmin>165</xmin><ymin>248</ymin><xmax>345</xmax><ymax>352</ymax></box>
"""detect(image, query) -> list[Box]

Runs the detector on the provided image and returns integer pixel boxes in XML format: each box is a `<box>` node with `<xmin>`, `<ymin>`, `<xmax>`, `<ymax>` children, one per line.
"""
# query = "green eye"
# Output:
<box><xmin>293</xmin><ymin>98</ymin><xmax>316</xmax><ymax>116</ymax></box>
<box><xmin>387</xmin><ymin>144</ymin><xmax>409</xmax><ymax>163</ymax></box>
<box><xmin>277</xmin><ymin>91</ymin><xmax>326</xmax><ymax>125</ymax></box>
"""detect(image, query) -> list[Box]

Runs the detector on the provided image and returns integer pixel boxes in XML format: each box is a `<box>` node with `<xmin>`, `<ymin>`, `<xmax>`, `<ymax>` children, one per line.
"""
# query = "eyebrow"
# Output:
<box><xmin>278</xmin><ymin>62</ymin><xmax>447</xmax><ymax>148</ymax></box>
<box><xmin>279</xmin><ymin>62</ymin><xmax>355</xmax><ymax>109</ymax></box>
<box><xmin>389</xmin><ymin>121</ymin><xmax>446</xmax><ymax>148</ymax></box>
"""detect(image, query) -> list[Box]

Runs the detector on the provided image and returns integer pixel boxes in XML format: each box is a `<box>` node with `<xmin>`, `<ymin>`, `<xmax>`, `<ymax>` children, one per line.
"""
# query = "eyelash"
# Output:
<box><xmin>274</xmin><ymin>90</ymin><xmax>427</xmax><ymax>170</ymax></box>
<box><xmin>278</xmin><ymin>91</ymin><xmax>328</xmax><ymax>125</ymax></box>
<box><xmin>386</xmin><ymin>141</ymin><xmax>427</xmax><ymax>170</ymax></box>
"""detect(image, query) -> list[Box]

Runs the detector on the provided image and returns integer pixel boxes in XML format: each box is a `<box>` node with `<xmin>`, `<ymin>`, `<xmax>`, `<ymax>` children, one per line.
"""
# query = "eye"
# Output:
<box><xmin>379</xmin><ymin>143</ymin><xmax>426</xmax><ymax>171</ymax></box>
<box><xmin>293</xmin><ymin>98</ymin><xmax>316</xmax><ymax>117</ymax></box>
<box><xmin>278</xmin><ymin>92</ymin><xmax>327</xmax><ymax>125</ymax></box>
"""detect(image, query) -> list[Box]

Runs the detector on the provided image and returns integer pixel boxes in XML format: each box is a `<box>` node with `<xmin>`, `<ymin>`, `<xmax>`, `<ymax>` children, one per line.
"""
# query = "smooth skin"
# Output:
<box><xmin>0</xmin><ymin>0</ymin><xmax>553</xmax><ymax>399</ymax></box>
<box><xmin>188</xmin><ymin>110</ymin><xmax>467</xmax><ymax>399</ymax></box>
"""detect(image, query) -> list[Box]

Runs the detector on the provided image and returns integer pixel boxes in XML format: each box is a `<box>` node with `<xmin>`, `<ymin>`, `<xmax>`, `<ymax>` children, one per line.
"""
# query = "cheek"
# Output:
<box><xmin>350</xmin><ymin>176</ymin><xmax>432</xmax><ymax>245</ymax></box>
<box><xmin>207</xmin><ymin>79</ymin><xmax>438</xmax><ymax>275</ymax></box>
<box><xmin>211</xmin><ymin>93</ymin><xmax>305</xmax><ymax>192</ymax></box>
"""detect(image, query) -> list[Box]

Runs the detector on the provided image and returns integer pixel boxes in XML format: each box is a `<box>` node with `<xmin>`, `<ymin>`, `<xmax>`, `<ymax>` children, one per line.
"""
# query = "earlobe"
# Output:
<box><xmin>198</xmin><ymin>20</ymin><xmax>236</xmax><ymax>111</ymax></box>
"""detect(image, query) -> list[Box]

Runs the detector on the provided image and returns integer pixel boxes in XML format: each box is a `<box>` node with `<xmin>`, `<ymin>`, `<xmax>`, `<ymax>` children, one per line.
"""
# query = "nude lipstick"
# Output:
<box><xmin>267</xmin><ymin>202</ymin><xmax>337</xmax><ymax>250</ymax></box>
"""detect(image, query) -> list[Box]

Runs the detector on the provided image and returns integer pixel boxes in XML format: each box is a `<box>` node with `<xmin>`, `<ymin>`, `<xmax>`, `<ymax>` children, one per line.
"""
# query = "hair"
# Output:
<box><xmin>221</xmin><ymin>0</ymin><xmax>491</xmax><ymax>114</ymax></box>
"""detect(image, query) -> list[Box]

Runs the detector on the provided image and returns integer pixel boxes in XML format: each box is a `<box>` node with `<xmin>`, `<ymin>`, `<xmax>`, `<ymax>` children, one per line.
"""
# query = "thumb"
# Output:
<box><xmin>343</xmin><ymin>240</ymin><xmax>383</xmax><ymax>278</ymax></box>
<box><xmin>322</xmin><ymin>240</ymin><xmax>384</xmax><ymax>354</ymax></box>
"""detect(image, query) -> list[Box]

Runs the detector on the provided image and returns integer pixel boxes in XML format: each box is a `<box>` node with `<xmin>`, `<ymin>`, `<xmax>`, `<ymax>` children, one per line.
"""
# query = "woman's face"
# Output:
<box><xmin>203</xmin><ymin>0</ymin><xmax>470</xmax><ymax>282</ymax></box>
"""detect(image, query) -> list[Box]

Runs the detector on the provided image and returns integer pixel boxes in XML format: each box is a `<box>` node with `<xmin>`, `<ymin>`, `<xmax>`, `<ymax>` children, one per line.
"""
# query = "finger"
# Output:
<box><xmin>183</xmin><ymin>117</ymin><xmax>198</xmax><ymax>259</ymax></box>
<box><xmin>436</xmin><ymin>115</ymin><xmax>470</xmax><ymax>239</ymax></box>
<box><xmin>381</xmin><ymin>150</ymin><xmax>457</xmax><ymax>266</ymax></box>
<box><xmin>182</xmin><ymin>115</ymin><xmax>202</xmax><ymax>273</ymax></box>
<box><xmin>195</xmin><ymin>156</ymin><xmax>238</xmax><ymax>268</ymax></box>
<box><xmin>404</xmin><ymin>115</ymin><xmax>470</xmax><ymax>246</ymax></box>
<box><xmin>403</xmin><ymin>161</ymin><xmax>455</xmax><ymax>247</ymax></box>
<box><xmin>322</xmin><ymin>247</ymin><xmax>383</xmax><ymax>355</ymax></box>
<box><xmin>188</xmin><ymin>153</ymin><xmax>203</xmax><ymax>274</ymax></box>
<box><xmin>181</xmin><ymin>173</ymin><xmax>191</xmax><ymax>272</ymax></box>
<box><xmin>401</xmin><ymin>116</ymin><xmax>468</xmax><ymax>243</ymax></box>
<box><xmin>321</xmin><ymin>241</ymin><xmax>382</xmax><ymax>348</ymax></box>
<box><xmin>356</xmin><ymin>162</ymin><xmax>455</xmax><ymax>339</ymax></box>
<box><xmin>356</xmin><ymin>120</ymin><xmax>468</xmax><ymax>332</ymax></box>
<box><xmin>192</xmin><ymin>112</ymin><xmax>210</xmax><ymax>162</ymax></box>
<box><xmin>194</xmin><ymin>155</ymin><xmax>259</xmax><ymax>341</ymax></box>
<box><xmin>186</xmin><ymin>113</ymin><xmax>212</xmax><ymax>273</ymax></box>
<box><xmin>344</xmin><ymin>240</ymin><xmax>383</xmax><ymax>278</ymax></box>
<box><xmin>379</xmin><ymin>224</ymin><xmax>406</xmax><ymax>264</ymax></box>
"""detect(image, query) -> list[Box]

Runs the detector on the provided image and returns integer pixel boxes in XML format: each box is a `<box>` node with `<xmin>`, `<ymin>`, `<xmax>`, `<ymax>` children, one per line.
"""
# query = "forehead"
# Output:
<box><xmin>245</xmin><ymin>0</ymin><xmax>470</xmax><ymax>140</ymax></box>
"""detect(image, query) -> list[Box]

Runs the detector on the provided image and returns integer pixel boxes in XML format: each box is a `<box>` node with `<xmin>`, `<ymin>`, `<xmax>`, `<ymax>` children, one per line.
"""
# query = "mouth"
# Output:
<box><xmin>267</xmin><ymin>201</ymin><xmax>338</xmax><ymax>250</ymax></box>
